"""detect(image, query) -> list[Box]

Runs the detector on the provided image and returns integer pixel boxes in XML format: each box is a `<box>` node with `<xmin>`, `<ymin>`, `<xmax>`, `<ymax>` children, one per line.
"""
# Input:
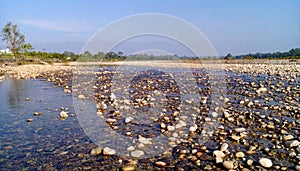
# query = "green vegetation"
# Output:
<box><xmin>234</xmin><ymin>48</ymin><xmax>300</xmax><ymax>59</ymax></box>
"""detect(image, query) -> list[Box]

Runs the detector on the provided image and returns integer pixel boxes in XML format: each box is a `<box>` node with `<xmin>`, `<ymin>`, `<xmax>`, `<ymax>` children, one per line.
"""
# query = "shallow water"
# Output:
<box><xmin>0</xmin><ymin>79</ymin><xmax>95</xmax><ymax>170</ymax></box>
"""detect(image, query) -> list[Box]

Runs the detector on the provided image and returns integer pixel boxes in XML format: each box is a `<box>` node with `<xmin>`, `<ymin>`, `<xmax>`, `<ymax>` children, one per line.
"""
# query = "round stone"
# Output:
<box><xmin>259</xmin><ymin>158</ymin><xmax>272</xmax><ymax>168</ymax></box>
<box><xmin>131</xmin><ymin>150</ymin><xmax>144</xmax><ymax>158</ymax></box>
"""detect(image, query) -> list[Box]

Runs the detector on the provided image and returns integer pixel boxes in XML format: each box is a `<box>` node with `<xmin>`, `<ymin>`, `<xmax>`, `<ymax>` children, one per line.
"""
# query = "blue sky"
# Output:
<box><xmin>0</xmin><ymin>0</ymin><xmax>299</xmax><ymax>56</ymax></box>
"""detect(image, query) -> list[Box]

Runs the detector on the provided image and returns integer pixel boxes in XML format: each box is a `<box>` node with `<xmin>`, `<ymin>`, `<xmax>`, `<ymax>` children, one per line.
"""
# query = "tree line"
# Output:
<box><xmin>226</xmin><ymin>48</ymin><xmax>300</xmax><ymax>60</ymax></box>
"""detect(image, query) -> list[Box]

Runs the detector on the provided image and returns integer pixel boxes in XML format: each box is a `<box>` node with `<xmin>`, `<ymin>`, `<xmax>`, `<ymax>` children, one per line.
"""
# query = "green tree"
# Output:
<box><xmin>1</xmin><ymin>22</ymin><xmax>25</xmax><ymax>58</ymax></box>
<box><xmin>21</xmin><ymin>43</ymin><xmax>34</xmax><ymax>60</ymax></box>
<box><xmin>224</xmin><ymin>53</ymin><xmax>233</xmax><ymax>60</ymax></box>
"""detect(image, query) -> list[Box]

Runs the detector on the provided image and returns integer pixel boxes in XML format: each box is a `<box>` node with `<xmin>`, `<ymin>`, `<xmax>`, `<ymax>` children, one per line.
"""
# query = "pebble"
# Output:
<box><xmin>90</xmin><ymin>147</ymin><xmax>102</xmax><ymax>156</ymax></box>
<box><xmin>27</xmin><ymin>118</ymin><xmax>33</xmax><ymax>122</ymax></box>
<box><xmin>283</xmin><ymin>135</ymin><xmax>294</xmax><ymax>141</ymax></box>
<box><xmin>25</xmin><ymin>97</ymin><xmax>30</xmax><ymax>101</ymax></box>
<box><xmin>122</xmin><ymin>165</ymin><xmax>135</xmax><ymax>171</ymax></box>
<box><xmin>103</xmin><ymin>147</ymin><xmax>116</xmax><ymax>155</ymax></box>
<box><xmin>213</xmin><ymin>150</ymin><xmax>225</xmax><ymax>163</ymax></box>
<box><xmin>167</xmin><ymin>125</ymin><xmax>175</xmax><ymax>131</ymax></box>
<box><xmin>130</xmin><ymin>150</ymin><xmax>144</xmax><ymax>158</ymax></box>
<box><xmin>59</xmin><ymin>111</ymin><xmax>68</xmax><ymax>119</ymax></box>
<box><xmin>125</xmin><ymin>117</ymin><xmax>133</xmax><ymax>124</ymax></box>
<box><xmin>259</xmin><ymin>158</ymin><xmax>272</xmax><ymax>168</ymax></box>
<box><xmin>285</xmin><ymin>140</ymin><xmax>300</xmax><ymax>147</ymax></box>
<box><xmin>220</xmin><ymin>143</ymin><xmax>229</xmax><ymax>152</ymax></box>
<box><xmin>235</xmin><ymin>152</ymin><xmax>245</xmax><ymax>158</ymax></box>
<box><xmin>155</xmin><ymin>161</ymin><xmax>167</xmax><ymax>167</ymax></box>
<box><xmin>189</xmin><ymin>125</ymin><xmax>197</xmax><ymax>132</ymax></box>
<box><xmin>77</xmin><ymin>94</ymin><xmax>86</xmax><ymax>100</ymax></box>
<box><xmin>127</xmin><ymin>146</ymin><xmax>135</xmax><ymax>151</ymax></box>
<box><xmin>234</xmin><ymin>128</ymin><xmax>246</xmax><ymax>133</ymax></box>
<box><xmin>223</xmin><ymin>160</ymin><xmax>235</xmax><ymax>170</ymax></box>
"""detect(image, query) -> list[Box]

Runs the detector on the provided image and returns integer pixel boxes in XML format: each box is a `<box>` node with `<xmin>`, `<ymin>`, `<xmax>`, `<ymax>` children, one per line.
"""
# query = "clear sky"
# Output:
<box><xmin>0</xmin><ymin>0</ymin><xmax>299</xmax><ymax>56</ymax></box>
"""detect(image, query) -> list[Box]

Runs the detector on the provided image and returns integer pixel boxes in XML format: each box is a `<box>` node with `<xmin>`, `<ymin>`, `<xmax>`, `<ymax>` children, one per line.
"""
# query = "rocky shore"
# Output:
<box><xmin>0</xmin><ymin>60</ymin><xmax>299</xmax><ymax>170</ymax></box>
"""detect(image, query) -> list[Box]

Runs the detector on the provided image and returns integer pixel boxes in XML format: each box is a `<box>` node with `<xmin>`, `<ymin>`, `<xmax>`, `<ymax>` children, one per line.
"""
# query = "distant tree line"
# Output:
<box><xmin>233</xmin><ymin>48</ymin><xmax>300</xmax><ymax>59</ymax></box>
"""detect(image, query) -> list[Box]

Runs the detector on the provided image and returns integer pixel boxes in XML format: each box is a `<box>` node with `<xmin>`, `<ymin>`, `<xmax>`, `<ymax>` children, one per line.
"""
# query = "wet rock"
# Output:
<box><xmin>59</xmin><ymin>111</ymin><xmax>68</xmax><ymax>119</ymax></box>
<box><xmin>131</xmin><ymin>150</ymin><xmax>144</xmax><ymax>158</ymax></box>
<box><xmin>25</xmin><ymin>97</ymin><xmax>30</xmax><ymax>101</ymax></box>
<box><xmin>283</xmin><ymin>135</ymin><xmax>294</xmax><ymax>141</ymax></box>
<box><xmin>122</xmin><ymin>165</ymin><xmax>136</xmax><ymax>171</ymax></box>
<box><xmin>90</xmin><ymin>147</ymin><xmax>102</xmax><ymax>156</ymax></box>
<box><xmin>285</xmin><ymin>140</ymin><xmax>300</xmax><ymax>147</ymax></box>
<box><xmin>78</xmin><ymin>94</ymin><xmax>86</xmax><ymax>100</ymax></box>
<box><xmin>236</xmin><ymin>151</ymin><xmax>245</xmax><ymax>158</ymax></box>
<box><xmin>103</xmin><ymin>147</ymin><xmax>116</xmax><ymax>155</ymax></box>
<box><xmin>155</xmin><ymin>161</ymin><xmax>167</xmax><ymax>167</ymax></box>
<box><xmin>234</xmin><ymin>127</ymin><xmax>246</xmax><ymax>133</ymax></box>
<box><xmin>213</xmin><ymin>150</ymin><xmax>225</xmax><ymax>163</ymax></box>
<box><xmin>27</xmin><ymin>118</ymin><xmax>33</xmax><ymax>122</ymax></box>
<box><xmin>125</xmin><ymin>117</ymin><xmax>133</xmax><ymax>123</ymax></box>
<box><xmin>223</xmin><ymin>160</ymin><xmax>235</xmax><ymax>170</ymax></box>
<box><xmin>259</xmin><ymin>158</ymin><xmax>272</xmax><ymax>168</ymax></box>
<box><xmin>220</xmin><ymin>143</ymin><xmax>228</xmax><ymax>152</ymax></box>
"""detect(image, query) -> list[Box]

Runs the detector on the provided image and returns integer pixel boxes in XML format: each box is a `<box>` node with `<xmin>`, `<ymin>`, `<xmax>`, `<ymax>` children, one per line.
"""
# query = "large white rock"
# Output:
<box><xmin>259</xmin><ymin>158</ymin><xmax>272</xmax><ymax>168</ymax></box>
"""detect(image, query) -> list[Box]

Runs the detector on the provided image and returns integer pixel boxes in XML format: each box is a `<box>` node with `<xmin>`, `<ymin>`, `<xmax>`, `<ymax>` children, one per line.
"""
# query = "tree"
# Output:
<box><xmin>21</xmin><ymin>43</ymin><xmax>34</xmax><ymax>59</ymax></box>
<box><xmin>1</xmin><ymin>22</ymin><xmax>26</xmax><ymax>58</ymax></box>
<box><xmin>224</xmin><ymin>53</ymin><xmax>233</xmax><ymax>60</ymax></box>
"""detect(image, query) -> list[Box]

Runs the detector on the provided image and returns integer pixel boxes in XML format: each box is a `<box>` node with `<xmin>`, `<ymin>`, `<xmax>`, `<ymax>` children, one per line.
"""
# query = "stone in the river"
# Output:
<box><xmin>127</xmin><ymin>146</ymin><xmax>135</xmax><ymax>151</ymax></box>
<box><xmin>103</xmin><ymin>147</ymin><xmax>116</xmax><ymax>155</ymax></box>
<box><xmin>131</xmin><ymin>150</ymin><xmax>144</xmax><ymax>158</ymax></box>
<box><xmin>285</xmin><ymin>140</ymin><xmax>300</xmax><ymax>147</ymax></box>
<box><xmin>27</xmin><ymin>118</ymin><xmax>33</xmax><ymax>122</ymax></box>
<box><xmin>125</xmin><ymin>117</ymin><xmax>133</xmax><ymax>124</ymax></box>
<box><xmin>259</xmin><ymin>158</ymin><xmax>272</xmax><ymax>168</ymax></box>
<box><xmin>223</xmin><ymin>161</ymin><xmax>235</xmax><ymax>170</ymax></box>
<box><xmin>283</xmin><ymin>135</ymin><xmax>294</xmax><ymax>141</ymax></box>
<box><xmin>213</xmin><ymin>150</ymin><xmax>225</xmax><ymax>163</ymax></box>
<box><xmin>234</xmin><ymin>128</ymin><xmax>246</xmax><ymax>133</ymax></box>
<box><xmin>220</xmin><ymin>143</ymin><xmax>228</xmax><ymax>152</ymax></box>
<box><xmin>78</xmin><ymin>94</ymin><xmax>86</xmax><ymax>100</ymax></box>
<box><xmin>122</xmin><ymin>165</ymin><xmax>136</xmax><ymax>171</ymax></box>
<box><xmin>235</xmin><ymin>152</ymin><xmax>245</xmax><ymax>158</ymax></box>
<box><xmin>155</xmin><ymin>161</ymin><xmax>167</xmax><ymax>167</ymax></box>
<box><xmin>25</xmin><ymin>97</ymin><xmax>30</xmax><ymax>101</ymax></box>
<box><xmin>256</xmin><ymin>87</ymin><xmax>267</xmax><ymax>94</ymax></box>
<box><xmin>90</xmin><ymin>147</ymin><xmax>102</xmax><ymax>156</ymax></box>
<box><xmin>59</xmin><ymin>111</ymin><xmax>68</xmax><ymax>119</ymax></box>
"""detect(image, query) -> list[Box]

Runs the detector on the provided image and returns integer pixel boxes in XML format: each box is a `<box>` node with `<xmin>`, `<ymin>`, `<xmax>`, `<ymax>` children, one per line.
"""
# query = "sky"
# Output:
<box><xmin>0</xmin><ymin>0</ymin><xmax>299</xmax><ymax>56</ymax></box>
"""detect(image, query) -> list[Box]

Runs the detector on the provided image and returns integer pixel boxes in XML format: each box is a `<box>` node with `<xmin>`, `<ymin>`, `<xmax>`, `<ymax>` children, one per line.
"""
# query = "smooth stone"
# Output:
<box><xmin>189</xmin><ymin>125</ymin><xmax>197</xmax><ymax>132</ymax></box>
<box><xmin>103</xmin><ymin>147</ymin><xmax>116</xmax><ymax>155</ymax></box>
<box><xmin>211</xmin><ymin>112</ymin><xmax>218</xmax><ymax>118</ymax></box>
<box><xmin>285</xmin><ymin>140</ymin><xmax>300</xmax><ymax>147</ymax></box>
<box><xmin>27</xmin><ymin>118</ymin><xmax>33</xmax><ymax>122</ymax></box>
<box><xmin>138</xmin><ymin>136</ymin><xmax>152</xmax><ymax>145</ymax></box>
<box><xmin>167</xmin><ymin>125</ymin><xmax>175</xmax><ymax>131</ymax></box>
<box><xmin>283</xmin><ymin>135</ymin><xmax>294</xmax><ymax>141</ymax></box>
<box><xmin>122</xmin><ymin>165</ymin><xmax>135</xmax><ymax>171</ymax></box>
<box><xmin>155</xmin><ymin>161</ymin><xmax>167</xmax><ymax>167</ymax></box>
<box><xmin>220</xmin><ymin>143</ymin><xmax>229</xmax><ymax>152</ymax></box>
<box><xmin>59</xmin><ymin>111</ymin><xmax>68</xmax><ymax>119</ymax></box>
<box><xmin>131</xmin><ymin>150</ymin><xmax>144</xmax><ymax>158</ymax></box>
<box><xmin>90</xmin><ymin>147</ymin><xmax>102</xmax><ymax>156</ymax></box>
<box><xmin>296</xmin><ymin>165</ymin><xmax>300</xmax><ymax>171</ymax></box>
<box><xmin>213</xmin><ymin>150</ymin><xmax>225</xmax><ymax>163</ymax></box>
<box><xmin>78</xmin><ymin>94</ymin><xmax>86</xmax><ymax>100</ymax></box>
<box><xmin>127</xmin><ymin>146</ymin><xmax>135</xmax><ymax>151</ymax></box>
<box><xmin>25</xmin><ymin>97</ymin><xmax>30</xmax><ymax>101</ymax></box>
<box><xmin>125</xmin><ymin>117</ymin><xmax>133</xmax><ymax>124</ymax></box>
<box><xmin>236</xmin><ymin>152</ymin><xmax>245</xmax><ymax>158</ymax></box>
<box><xmin>234</xmin><ymin>128</ymin><xmax>246</xmax><ymax>133</ymax></box>
<box><xmin>247</xmin><ymin>159</ymin><xmax>253</xmax><ymax>165</ymax></box>
<box><xmin>223</xmin><ymin>161</ymin><xmax>235</xmax><ymax>170</ymax></box>
<box><xmin>259</xmin><ymin>158</ymin><xmax>272</xmax><ymax>168</ymax></box>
